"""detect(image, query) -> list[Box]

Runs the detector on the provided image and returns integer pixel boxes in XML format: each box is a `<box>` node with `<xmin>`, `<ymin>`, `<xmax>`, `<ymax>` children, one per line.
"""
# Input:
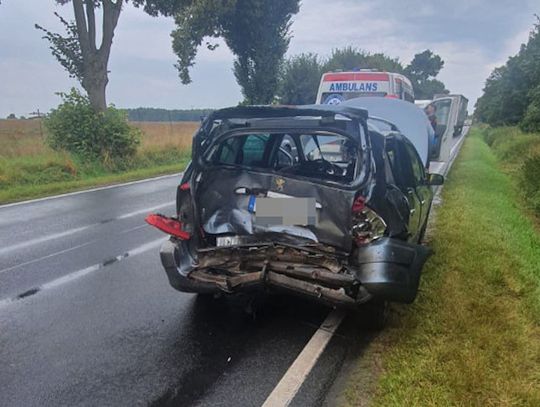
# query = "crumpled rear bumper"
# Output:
<box><xmin>159</xmin><ymin>237</ymin><xmax>431</xmax><ymax>306</ymax></box>
<box><xmin>351</xmin><ymin>238</ymin><xmax>432</xmax><ymax>303</ymax></box>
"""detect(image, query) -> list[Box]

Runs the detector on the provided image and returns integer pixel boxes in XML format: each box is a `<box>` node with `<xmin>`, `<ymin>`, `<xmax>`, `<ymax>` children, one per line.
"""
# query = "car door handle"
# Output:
<box><xmin>410</xmin><ymin>208</ymin><xmax>416</xmax><ymax>214</ymax></box>
<box><xmin>420</xmin><ymin>199</ymin><xmax>426</xmax><ymax>205</ymax></box>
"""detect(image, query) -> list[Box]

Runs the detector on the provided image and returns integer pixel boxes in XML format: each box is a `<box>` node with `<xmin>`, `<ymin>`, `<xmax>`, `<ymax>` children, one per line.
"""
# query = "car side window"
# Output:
<box><xmin>242</xmin><ymin>134</ymin><xmax>270</xmax><ymax>166</ymax></box>
<box><xmin>276</xmin><ymin>134</ymin><xmax>298</xmax><ymax>167</ymax></box>
<box><xmin>216</xmin><ymin>137</ymin><xmax>241</xmax><ymax>164</ymax></box>
<box><xmin>405</xmin><ymin>144</ymin><xmax>425</xmax><ymax>185</ymax></box>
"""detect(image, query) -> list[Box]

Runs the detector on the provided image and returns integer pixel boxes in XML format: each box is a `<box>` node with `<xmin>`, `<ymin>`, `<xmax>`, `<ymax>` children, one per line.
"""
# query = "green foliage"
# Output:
<box><xmin>520</xmin><ymin>85</ymin><xmax>540</xmax><ymax>133</ymax></box>
<box><xmin>480</xmin><ymin>125</ymin><xmax>540</xmax><ymax>213</ymax></box>
<box><xmin>44</xmin><ymin>88</ymin><xmax>141</xmax><ymax>164</ymax></box>
<box><xmin>170</xmin><ymin>0</ymin><xmax>299</xmax><ymax>104</ymax></box>
<box><xmin>277</xmin><ymin>47</ymin><xmax>448</xmax><ymax>103</ymax></box>
<box><xmin>404</xmin><ymin>49</ymin><xmax>448</xmax><ymax>99</ymax></box>
<box><xmin>413</xmin><ymin>78</ymin><xmax>448</xmax><ymax>99</ymax></box>
<box><xmin>278</xmin><ymin>53</ymin><xmax>322</xmax><ymax>105</ymax></box>
<box><xmin>323</xmin><ymin>46</ymin><xmax>404</xmax><ymax>73</ymax></box>
<box><xmin>405</xmin><ymin>49</ymin><xmax>444</xmax><ymax>81</ymax></box>
<box><xmin>476</xmin><ymin>17</ymin><xmax>540</xmax><ymax>129</ymax></box>
<box><xmin>0</xmin><ymin>149</ymin><xmax>191</xmax><ymax>204</ymax></box>
<box><xmin>522</xmin><ymin>154</ymin><xmax>540</xmax><ymax>212</ymax></box>
<box><xmin>35</xmin><ymin>12</ymin><xmax>83</xmax><ymax>82</ymax></box>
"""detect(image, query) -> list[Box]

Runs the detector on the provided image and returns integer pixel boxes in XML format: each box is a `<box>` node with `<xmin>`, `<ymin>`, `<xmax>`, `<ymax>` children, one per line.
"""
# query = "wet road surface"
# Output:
<box><xmin>0</xmin><ymin>175</ymin><xmax>364</xmax><ymax>406</ymax></box>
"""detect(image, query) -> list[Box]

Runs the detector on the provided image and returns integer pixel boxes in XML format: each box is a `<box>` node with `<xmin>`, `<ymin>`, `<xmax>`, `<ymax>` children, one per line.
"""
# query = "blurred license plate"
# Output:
<box><xmin>255</xmin><ymin>197</ymin><xmax>317</xmax><ymax>227</ymax></box>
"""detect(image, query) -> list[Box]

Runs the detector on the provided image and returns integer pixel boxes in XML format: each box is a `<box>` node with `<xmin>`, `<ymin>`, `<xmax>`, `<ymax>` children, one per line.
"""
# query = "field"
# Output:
<box><xmin>0</xmin><ymin>119</ymin><xmax>197</xmax><ymax>157</ymax></box>
<box><xmin>0</xmin><ymin>119</ymin><xmax>197</xmax><ymax>203</ymax></box>
<box><xmin>344</xmin><ymin>130</ymin><xmax>540</xmax><ymax>406</ymax></box>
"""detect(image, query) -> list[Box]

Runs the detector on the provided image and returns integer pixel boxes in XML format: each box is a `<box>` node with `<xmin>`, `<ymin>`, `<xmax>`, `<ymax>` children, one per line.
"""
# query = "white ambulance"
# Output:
<box><xmin>316</xmin><ymin>70</ymin><xmax>415</xmax><ymax>104</ymax></box>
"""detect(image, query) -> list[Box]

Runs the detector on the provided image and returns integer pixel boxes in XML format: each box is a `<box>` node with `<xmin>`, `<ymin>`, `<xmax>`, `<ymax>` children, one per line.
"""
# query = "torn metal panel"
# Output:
<box><xmin>196</xmin><ymin>168</ymin><xmax>361</xmax><ymax>250</ymax></box>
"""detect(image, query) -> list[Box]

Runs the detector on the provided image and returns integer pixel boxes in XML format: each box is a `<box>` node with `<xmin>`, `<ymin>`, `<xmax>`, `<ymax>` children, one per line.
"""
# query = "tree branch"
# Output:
<box><xmin>84</xmin><ymin>0</ymin><xmax>96</xmax><ymax>52</ymax></box>
<box><xmin>100</xmin><ymin>0</ymin><xmax>123</xmax><ymax>59</ymax></box>
<box><xmin>72</xmin><ymin>0</ymin><xmax>90</xmax><ymax>57</ymax></box>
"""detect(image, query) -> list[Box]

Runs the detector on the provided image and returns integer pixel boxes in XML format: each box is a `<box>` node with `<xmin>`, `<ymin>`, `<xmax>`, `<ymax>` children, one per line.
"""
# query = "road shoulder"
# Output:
<box><xmin>331</xmin><ymin>130</ymin><xmax>540</xmax><ymax>406</ymax></box>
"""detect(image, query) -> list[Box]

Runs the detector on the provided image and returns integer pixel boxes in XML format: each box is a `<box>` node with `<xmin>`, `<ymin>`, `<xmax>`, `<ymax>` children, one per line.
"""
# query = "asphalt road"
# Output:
<box><xmin>0</xmin><ymin>175</ymin><xmax>363</xmax><ymax>407</ymax></box>
<box><xmin>0</xmin><ymin>129</ymin><xmax>467</xmax><ymax>407</ymax></box>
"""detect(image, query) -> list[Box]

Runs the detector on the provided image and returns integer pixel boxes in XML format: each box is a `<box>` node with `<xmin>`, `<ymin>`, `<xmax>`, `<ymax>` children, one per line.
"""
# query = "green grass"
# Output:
<box><xmin>0</xmin><ymin>149</ymin><xmax>190</xmax><ymax>204</ymax></box>
<box><xmin>344</xmin><ymin>129</ymin><xmax>540</xmax><ymax>406</ymax></box>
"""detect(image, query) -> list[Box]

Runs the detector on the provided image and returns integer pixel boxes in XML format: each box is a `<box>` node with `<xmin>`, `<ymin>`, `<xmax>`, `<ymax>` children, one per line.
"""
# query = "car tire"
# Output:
<box><xmin>357</xmin><ymin>300</ymin><xmax>389</xmax><ymax>331</ymax></box>
<box><xmin>418</xmin><ymin>219</ymin><xmax>428</xmax><ymax>243</ymax></box>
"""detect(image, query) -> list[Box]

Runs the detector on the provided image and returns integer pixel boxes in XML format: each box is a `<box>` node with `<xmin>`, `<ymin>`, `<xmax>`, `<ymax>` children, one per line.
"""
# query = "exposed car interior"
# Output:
<box><xmin>206</xmin><ymin>131</ymin><xmax>361</xmax><ymax>183</ymax></box>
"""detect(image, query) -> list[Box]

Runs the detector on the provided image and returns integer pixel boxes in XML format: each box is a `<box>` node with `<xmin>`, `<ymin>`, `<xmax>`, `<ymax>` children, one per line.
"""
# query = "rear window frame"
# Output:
<box><xmin>202</xmin><ymin>126</ymin><xmax>370</xmax><ymax>189</ymax></box>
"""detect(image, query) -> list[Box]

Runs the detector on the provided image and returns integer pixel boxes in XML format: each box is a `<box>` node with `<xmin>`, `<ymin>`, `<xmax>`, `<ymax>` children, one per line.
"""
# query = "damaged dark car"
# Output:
<box><xmin>146</xmin><ymin>105</ymin><xmax>443</xmax><ymax>314</ymax></box>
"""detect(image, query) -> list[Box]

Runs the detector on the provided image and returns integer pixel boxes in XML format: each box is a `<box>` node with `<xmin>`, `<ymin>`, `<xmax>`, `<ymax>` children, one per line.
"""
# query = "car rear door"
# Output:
<box><xmin>386</xmin><ymin>138</ymin><xmax>422</xmax><ymax>240</ymax></box>
<box><xmin>403</xmin><ymin>142</ymin><xmax>432</xmax><ymax>240</ymax></box>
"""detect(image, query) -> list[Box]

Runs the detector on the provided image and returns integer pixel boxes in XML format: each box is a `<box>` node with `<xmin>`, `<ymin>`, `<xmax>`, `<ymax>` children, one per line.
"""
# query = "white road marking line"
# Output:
<box><xmin>0</xmin><ymin>237</ymin><xmax>167</xmax><ymax>310</ymax></box>
<box><xmin>0</xmin><ymin>172</ymin><xmax>182</xmax><ymax>209</ymax></box>
<box><xmin>0</xmin><ymin>240</ymin><xmax>97</xmax><ymax>274</ymax></box>
<box><xmin>0</xmin><ymin>225</ymin><xmax>94</xmax><ymax>256</ymax></box>
<box><xmin>262</xmin><ymin>309</ymin><xmax>346</xmax><ymax>407</ymax></box>
<box><xmin>0</xmin><ymin>200</ymin><xmax>174</xmax><ymax>255</ymax></box>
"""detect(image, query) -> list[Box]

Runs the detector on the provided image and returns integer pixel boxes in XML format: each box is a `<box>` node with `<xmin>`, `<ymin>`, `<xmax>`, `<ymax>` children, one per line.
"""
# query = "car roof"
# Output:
<box><xmin>204</xmin><ymin>104</ymin><xmax>368</xmax><ymax>123</ymax></box>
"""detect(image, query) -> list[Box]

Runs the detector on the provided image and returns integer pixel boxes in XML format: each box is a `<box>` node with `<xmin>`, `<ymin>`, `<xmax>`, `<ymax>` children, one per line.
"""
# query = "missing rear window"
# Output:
<box><xmin>207</xmin><ymin>131</ymin><xmax>361</xmax><ymax>183</ymax></box>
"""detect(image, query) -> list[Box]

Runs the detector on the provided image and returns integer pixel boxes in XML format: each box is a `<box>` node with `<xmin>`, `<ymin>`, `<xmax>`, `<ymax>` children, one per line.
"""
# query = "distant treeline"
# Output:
<box><xmin>475</xmin><ymin>18</ymin><xmax>540</xmax><ymax>132</ymax></box>
<box><xmin>126</xmin><ymin>108</ymin><xmax>214</xmax><ymax>122</ymax></box>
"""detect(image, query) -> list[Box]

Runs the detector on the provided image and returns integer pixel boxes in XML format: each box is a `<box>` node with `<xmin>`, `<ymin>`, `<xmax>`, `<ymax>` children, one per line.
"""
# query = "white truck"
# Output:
<box><xmin>425</xmin><ymin>94</ymin><xmax>469</xmax><ymax>161</ymax></box>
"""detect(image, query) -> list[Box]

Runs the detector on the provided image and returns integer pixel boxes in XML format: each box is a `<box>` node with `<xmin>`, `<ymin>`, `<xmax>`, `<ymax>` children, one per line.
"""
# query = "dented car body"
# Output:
<box><xmin>151</xmin><ymin>105</ymin><xmax>442</xmax><ymax>308</ymax></box>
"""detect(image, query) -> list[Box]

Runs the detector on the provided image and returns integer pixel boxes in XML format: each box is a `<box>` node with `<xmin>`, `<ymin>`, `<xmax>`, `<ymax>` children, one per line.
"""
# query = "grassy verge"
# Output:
<box><xmin>0</xmin><ymin>160</ymin><xmax>188</xmax><ymax>204</ymax></box>
<box><xmin>0</xmin><ymin>120</ymin><xmax>195</xmax><ymax>204</ymax></box>
<box><xmin>482</xmin><ymin>126</ymin><xmax>540</xmax><ymax>212</ymax></box>
<box><xmin>344</xmin><ymin>129</ymin><xmax>540</xmax><ymax>406</ymax></box>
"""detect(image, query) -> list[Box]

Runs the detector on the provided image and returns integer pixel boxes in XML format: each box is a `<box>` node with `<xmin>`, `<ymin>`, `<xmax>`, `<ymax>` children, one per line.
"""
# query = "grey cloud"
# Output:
<box><xmin>0</xmin><ymin>0</ymin><xmax>537</xmax><ymax>116</ymax></box>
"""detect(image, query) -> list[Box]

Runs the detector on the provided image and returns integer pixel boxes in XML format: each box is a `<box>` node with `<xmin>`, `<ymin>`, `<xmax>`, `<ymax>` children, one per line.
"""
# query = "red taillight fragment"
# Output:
<box><xmin>145</xmin><ymin>213</ymin><xmax>191</xmax><ymax>240</ymax></box>
<box><xmin>179</xmin><ymin>182</ymin><xmax>190</xmax><ymax>191</ymax></box>
<box><xmin>352</xmin><ymin>196</ymin><xmax>366</xmax><ymax>213</ymax></box>
<box><xmin>351</xmin><ymin>197</ymin><xmax>387</xmax><ymax>245</ymax></box>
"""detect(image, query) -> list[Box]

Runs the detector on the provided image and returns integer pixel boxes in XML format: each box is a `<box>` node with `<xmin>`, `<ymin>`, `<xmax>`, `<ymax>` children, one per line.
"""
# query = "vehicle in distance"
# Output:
<box><xmin>316</xmin><ymin>70</ymin><xmax>415</xmax><ymax>105</ymax></box>
<box><xmin>147</xmin><ymin>105</ymin><xmax>443</xmax><ymax>312</ymax></box>
<box><xmin>429</xmin><ymin>94</ymin><xmax>469</xmax><ymax>160</ymax></box>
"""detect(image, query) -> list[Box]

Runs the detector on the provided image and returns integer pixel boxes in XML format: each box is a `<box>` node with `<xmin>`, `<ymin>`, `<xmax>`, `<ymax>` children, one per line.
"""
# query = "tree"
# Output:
<box><xmin>405</xmin><ymin>50</ymin><xmax>443</xmax><ymax>81</ymax></box>
<box><xmin>520</xmin><ymin>85</ymin><xmax>540</xmax><ymax>132</ymax></box>
<box><xmin>405</xmin><ymin>50</ymin><xmax>448</xmax><ymax>99</ymax></box>
<box><xmin>36</xmin><ymin>1</ymin><xmax>125</xmax><ymax>112</ymax></box>
<box><xmin>278</xmin><ymin>53</ymin><xmax>322</xmax><ymax>105</ymax></box>
<box><xmin>323</xmin><ymin>47</ymin><xmax>404</xmax><ymax>73</ymax></box>
<box><xmin>168</xmin><ymin>0</ymin><xmax>300</xmax><ymax>104</ymax></box>
<box><xmin>475</xmin><ymin>18</ymin><xmax>540</xmax><ymax>128</ymax></box>
<box><xmin>7</xmin><ymin>113</ymin><xmax>16</xmax><ymax>119</ymax></box>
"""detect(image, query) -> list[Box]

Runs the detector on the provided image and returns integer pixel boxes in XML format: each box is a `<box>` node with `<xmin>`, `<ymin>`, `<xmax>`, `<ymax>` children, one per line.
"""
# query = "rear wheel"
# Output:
<box><xmin>357</xmin><ymin>300</ymin><xmax>389</xmax><ymax>331</ymax></box>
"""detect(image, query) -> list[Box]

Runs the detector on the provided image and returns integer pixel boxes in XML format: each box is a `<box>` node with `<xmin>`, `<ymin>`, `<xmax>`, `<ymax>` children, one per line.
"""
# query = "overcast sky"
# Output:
<box><xmin>0</xmin><ymin>0</ymin><xmax>538</xmax><ymax>117</ymax></box>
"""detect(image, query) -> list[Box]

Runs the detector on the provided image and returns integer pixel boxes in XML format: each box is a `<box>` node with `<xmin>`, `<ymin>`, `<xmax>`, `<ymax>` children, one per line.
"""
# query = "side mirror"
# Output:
<box><xmin>427</xmin><ymin>173</ymin><xmax>444</xmax><ymax>186</ymax></box>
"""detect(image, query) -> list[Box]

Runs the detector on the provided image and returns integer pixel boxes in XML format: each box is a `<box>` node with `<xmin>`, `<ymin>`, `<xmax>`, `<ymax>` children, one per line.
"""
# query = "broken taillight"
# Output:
<box><xmin>145</xmin><ymin>213</ymin><xmax>191</xmax><ymax>240</ymax></box>
<box><xmin>179</xmin><ymin>182</ymin><xmax>190</xmax><ymax>191</ymax></box>
<box><xmin>351</xmin><ymin>196</ymin><xmax>387</xmax><ymax>245</ymax></box>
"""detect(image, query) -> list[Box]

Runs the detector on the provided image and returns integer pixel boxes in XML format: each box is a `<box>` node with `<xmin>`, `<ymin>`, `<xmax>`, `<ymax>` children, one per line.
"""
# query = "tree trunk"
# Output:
<box><xmin>85</xmin><ymin>76</ymin><xmax>108</xmax><ymax>112</ymax></box>
<box><xmin>82</xmin><ymin>53</ymin><xmax>108</xmax><ymax>112</ymax></box>
<box><xmin>71</xmin><ymin>0</ymin><xmax>122</xmax><ymax>113</ymax></box>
